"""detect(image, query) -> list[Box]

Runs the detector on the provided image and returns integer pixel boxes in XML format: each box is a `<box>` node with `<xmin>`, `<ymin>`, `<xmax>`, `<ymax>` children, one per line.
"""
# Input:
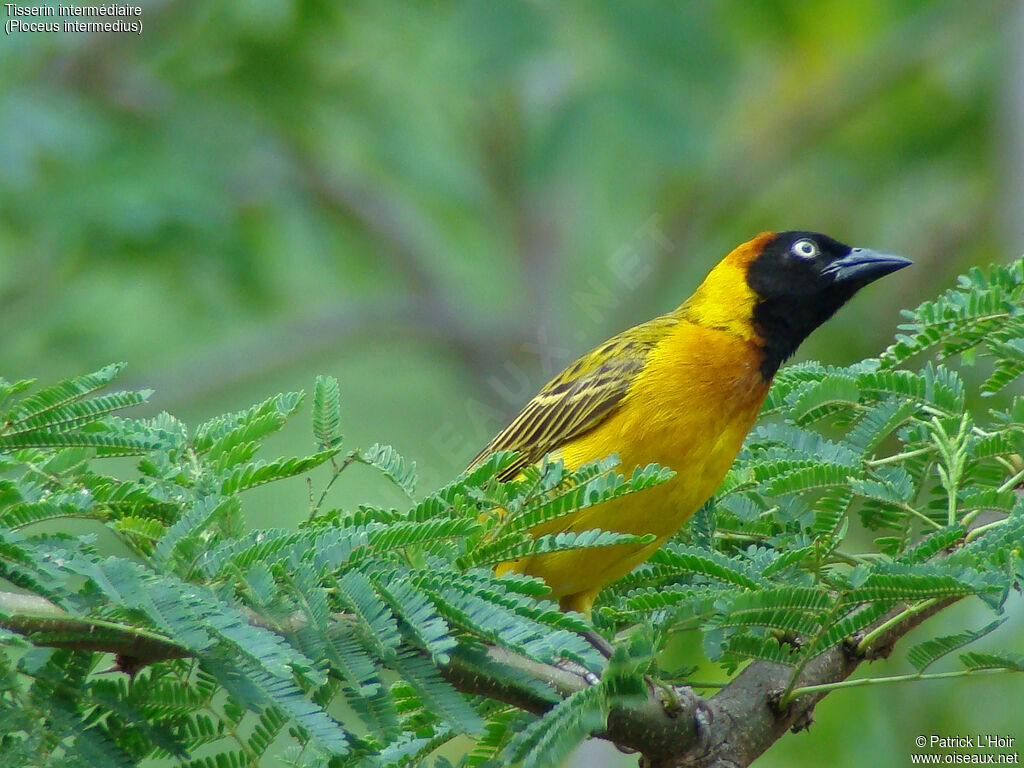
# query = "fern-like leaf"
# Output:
<box><xmin>355</xmin><ymin>444</ymin><xmax>417</xmax><ymax>497</ymax></box>
<box><xmin>506</xmin><ymin>684</ymin><xmax>606</xmax><ymax>768</ymax></box>
<box><xmin>907</xmin><ymin>620</ymin><xmax>1006</xmax><ymax>672</ymax></box>
<box><xmin>220</xmin><ymin>451</ymin><xmax>338</xmax><ymax>495</ymax></box>
<box><xmin>312</xmin><ymin>376</ymin><xmax>344</xmax><ymax>450</ymax></box>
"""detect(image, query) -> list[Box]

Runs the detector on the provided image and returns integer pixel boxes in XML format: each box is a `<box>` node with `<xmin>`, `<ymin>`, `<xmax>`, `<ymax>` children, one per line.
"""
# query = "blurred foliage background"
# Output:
<box><xmin>1</xmin><ymin>0</ymin><xmax>1022</xmax><ymax>766</ymax></box>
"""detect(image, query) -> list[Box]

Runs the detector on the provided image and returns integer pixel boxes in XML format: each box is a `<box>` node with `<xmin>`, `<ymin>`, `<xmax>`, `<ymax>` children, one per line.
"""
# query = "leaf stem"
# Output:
<box><xmin>997</xmin><ymin>467</ymin><xmax>1024</xmax><ymax>494</ymax></box>
<box><xmin>788</xmin><ymin>667</ymin><xmax>1010</xmax><ymax>697</ymax></box>
<box><xmin>865</xmin><ymin>446</ymin><xmax>934</xmax><ymax>467</ymax></box>
<box><xmin>900</xmin><ymin>502</ymin><xmax>943</xmax><ymax>531</ymax></box>
<box><xmin>965</xmin><ymin>517</ymin><xmax>1009</xmax><ymax>544</ymax></box>
<box><xmin>714</xmin><ymin>531</ymin><xmax>771</xmax><ymax>542</ymax></box>
<box><xmin>307</xmin><ymin>454</ymin><xmax>356</xmax><ymax>521</ymax></box>
<box><xmin>780</xmin><ymin>599</ymin><xmax>846</xmax><ymax>704</ymax></box>
<box><xmin>856</xmin><ymin>598</ymin><xmax>939</xmax><ymax>655</ymax></box>
<box><xmin>829</xmin><ymin>551</ymin><xmax>886</xmax><ymax>566</ymax></box>
<box><xmin>682</xmin><ymin>681</ymin><xmax>728</xmax><ymax>689</ymax></box>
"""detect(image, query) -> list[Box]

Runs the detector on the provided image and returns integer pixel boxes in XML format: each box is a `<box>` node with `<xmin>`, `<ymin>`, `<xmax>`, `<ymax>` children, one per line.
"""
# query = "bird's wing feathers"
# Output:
<box><xmin>468</xmin><ymin>315</ymin><xmax>679</xmax><ymax>480</ymax></box>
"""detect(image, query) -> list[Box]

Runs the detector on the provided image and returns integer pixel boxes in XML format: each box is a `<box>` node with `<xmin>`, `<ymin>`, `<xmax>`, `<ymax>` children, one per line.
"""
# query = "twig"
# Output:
<box><xmin>788</xmin><ymin>667</ymin><xmax>1010</xmax><ymax>697</ymax></box>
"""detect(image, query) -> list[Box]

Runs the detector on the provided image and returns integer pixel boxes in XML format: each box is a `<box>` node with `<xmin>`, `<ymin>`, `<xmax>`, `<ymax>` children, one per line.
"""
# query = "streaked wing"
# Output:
<box><xmin>468</xmin><ymin>315</ymin><xmax>678</xmax><ymax>480</ymax></box>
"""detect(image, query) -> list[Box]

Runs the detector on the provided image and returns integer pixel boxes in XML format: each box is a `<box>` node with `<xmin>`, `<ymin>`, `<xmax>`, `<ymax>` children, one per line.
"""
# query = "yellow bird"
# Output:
<box><xmin>468</xmin><ymin>231</ymin><xmax>910</xmax><ymax>618</ymax></box>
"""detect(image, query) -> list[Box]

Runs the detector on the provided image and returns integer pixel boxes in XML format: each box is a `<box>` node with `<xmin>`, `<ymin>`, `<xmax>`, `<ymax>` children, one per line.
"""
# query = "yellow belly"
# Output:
<box><xmin>495</xmin><ymin>326</ymin><xmax>769</xmax><ymax>616</ymax></box>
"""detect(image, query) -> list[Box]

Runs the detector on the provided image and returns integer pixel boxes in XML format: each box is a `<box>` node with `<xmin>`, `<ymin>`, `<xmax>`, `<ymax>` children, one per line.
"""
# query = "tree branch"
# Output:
<box><xmin>0</xmin><ymin>591</ymin><xmax>190</xmax><ymax>665</ymax></box>
<box><xmin>684</xmin><ymin>598</ymin><xmax>956</xmax><ymax>768</ymax></box>
<box><xmin>0</xmin><ymin>588</ymin><xmax>962</xmax><ymax>767</ymax></box>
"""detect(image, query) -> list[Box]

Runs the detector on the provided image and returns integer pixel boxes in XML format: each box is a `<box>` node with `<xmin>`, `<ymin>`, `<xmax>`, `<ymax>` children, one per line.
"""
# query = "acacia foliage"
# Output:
<box><xmin>0</xmin><ymin>260</ymin><xmax>1022</xmax><ymax>767</ymax></box>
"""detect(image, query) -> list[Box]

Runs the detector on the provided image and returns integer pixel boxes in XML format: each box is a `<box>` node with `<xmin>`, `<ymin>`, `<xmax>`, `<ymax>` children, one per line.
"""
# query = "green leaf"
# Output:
<box><xmin>612</xmin><ymin>586</ymin><xmax>710</xmax><ymax>616</ymax></box>
<box><xmin>373</xmin><ymin>577</ymin><xmax>455</xmax><ymax>662</ymax></box>
<box><xmin>982</xmin><ymin>338</ymin><xmax>1024</xmax><ymax>395</ymax></box>
<box><xmin>648</xmin><ymin>545</ymin><xmax>763</xmax><ymax>590</ymax></box>
<box><xmin>312</xmin><ymin>376</ymin><xmax>344</xmax><ymax>450</ymax></box>
<box><xmin>762</xmin><ymin>361</ymin><xmax>832</xmax><ymax>413</ymax></box>
<box><xmin>0</xmin><ymin>429</ymin><xmax>155</xmax><ymax>453</ymax></box>
<box><xmin>355</xmin><ymin>443</ymin><xmax>417</xmax><ymax>497</ymax></box>
<box><xmin>897</xmin><ymin>525</ymin><xmax>966</xmax><ymax>564</ymax></box>
<box><xmin>503</xmin><ymin>463</ymin><xmax>673</xmax><ymax>534</ymax></box>
<box><xmin>335</xmin><ymin>570</ymin><xmax>402</xmax><ymax>659</ymax></box>
<box><xmin>208</xmin><ymin>651</ymin><xmax>350</xmax><ymax>755</ymax></box>
<box><xmin>812</xmin><ymin>487</ymin><xmax>853</xmax><ymax>539</ymax></box>
<box><xmin>841</xmin><ymin>572</ymin><xmax>988</xmax><ymax>605</ymax></box>
<box><xmin>764</xmin><ymin>462</ymin><xmax>857</xmax><ymax>496</ymax></box>
<box><xmin>466</xmin><ymin>708</ymin><xmax>522</xmax><ymax>768</ymax></box>
<box><xmin>7</xmin><ymin>364</ymin><xmax>125</xmax><ymax>423</ymax></box>
<box><xmin>850</xmin><ymin>467</ymin><xmax>915</xmax><ymax>505</ymax></box>
<box><xmin>457</xmin><ymin>529</ymin><xmax>654</xmax><ymax>570</ymax></box>
<box><xmin>856</xmin><ymin>367</ymin><xmax>963</xmax><ymax>413</ymax></box>
<box><xmin>283</xmin><ymin>566</ymin><xmax>395</xmax><ymax>735</ymax></box>
<box><xmin>506</xmin><ymin>684</ymin><xmax>606</xmax><ymax>768</ymax></box>
<box><xmin>0</xmin><ymin>376</ymin><xmax>35</xmax><ymax>414</ymax></box>
<box><xmin>389</xmin><ymin>648</ymin><xmax>484</xmax><ymax>735</ymax></box>
<box><xmin>714</xmin><ymin>587</ymin><xmax>834</xmax><ymax>635</ymax></box>
<box><xmin>882</xmin><ymin>261</ymin><xmax>1024</xmax><ymax>368</ymax></box>
<box><xmin>6</xmin><ymin>391</ymin><xmax>152</xmax><ymax>435</ymax></box>
<box><xmin>690</xmin><ymin>499</ymin><xmax>716</xmax><ymax>551</ymax></box>
<box><xmin>907</xmin><ymin>620</ymin><xmax>1006</xmax><ymax>672</ymax></box>
<box><xmin>722</xmin><ymin>634</ymin><xmax>801</xmax><ymax>666</ymax></box>
<box><xmin>791</xmin><ymin>373</ymin><xmax>860</xmax><ymax>424</ymax></box>
<box><xmin>724</xmin><ymin>587</ymin><xmax>835</xmax><ymax>614</ymax></box>
<box><xmin>812</xmin><ymin>602</ymin><xmax>894</xmax><ymax>651</ymax></box>
<box><xmin>0</xmin><ymin>498</ymin><xmax>94</xmax><ymax>529</ymax></box>
<box><xmin>847</xmin><ymin>398</ymin><xmax>919</xmax><ymax>453</ymax></box>
<box><xmin>247</xmin><ymin>706</ymin><xmax>289</xmax><ymax>758</ymax></box>
<box><xmin>364</xmin><ymin>518</ymin><xmax>481</xmax><ymax>556</ymax></box>
<box><xmin>193</xmin><ymin>391</ymin><xmax>304</xmax><ymax>450</ymax></box>
<box><xmin>153</xmin><ymin>496</ymin><xmax>239</xmax><ymax>565</ymax></box>
<box><xmin>958</xmin><ymin>651</ymin><xmax>1024</xmax><ymax>672</ymax></box>
<box><xmin>220</xmin><ymin>450</ymin><xmax>338</xmax><ymax>495</ymax></box>
<box><xmin>601</xmin><ymin>627</ymin><xmax>655</xmax><ymax>708</ymax></box>
<box><xmin>205</xmin><ymin>414</ymin><xmax>286</xmax><ymax>465</ymax></box>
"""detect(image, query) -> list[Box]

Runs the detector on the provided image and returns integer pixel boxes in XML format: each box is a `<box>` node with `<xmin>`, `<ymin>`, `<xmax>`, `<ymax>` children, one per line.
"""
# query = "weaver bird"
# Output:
<box><xmin>469</xmin><ymin>231</ymin><xmax>910</xmax><ymax>618</ymax></box>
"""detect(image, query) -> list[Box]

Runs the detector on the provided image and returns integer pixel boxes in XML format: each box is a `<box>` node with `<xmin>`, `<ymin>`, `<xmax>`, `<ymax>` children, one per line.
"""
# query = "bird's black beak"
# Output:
<box><xmin>822</xmin><ymin>248</ymin><xmax>913</xmax><ymax>284</ymax></box>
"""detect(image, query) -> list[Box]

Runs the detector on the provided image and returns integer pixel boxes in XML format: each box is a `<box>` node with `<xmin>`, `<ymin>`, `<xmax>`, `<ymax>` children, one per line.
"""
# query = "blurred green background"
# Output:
<box><xmin>2</xmin><ymin>1</ymin><xmax>1022</xmax><ymax>766</ymax></box>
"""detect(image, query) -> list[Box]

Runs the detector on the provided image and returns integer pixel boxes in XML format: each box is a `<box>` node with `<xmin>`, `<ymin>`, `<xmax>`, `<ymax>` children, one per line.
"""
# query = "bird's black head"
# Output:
<box><xmin>747</xmin><ymin>231</ymin><xmax>911</xmax><ymax>378</ymax></box>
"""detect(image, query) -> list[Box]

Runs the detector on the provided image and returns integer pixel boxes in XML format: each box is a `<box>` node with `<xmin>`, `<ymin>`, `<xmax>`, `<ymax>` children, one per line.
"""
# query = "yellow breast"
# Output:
<box><xmin>495</xmin><ymin>322</ymin><xmax>770</xmax><ymax>614</ymax></box>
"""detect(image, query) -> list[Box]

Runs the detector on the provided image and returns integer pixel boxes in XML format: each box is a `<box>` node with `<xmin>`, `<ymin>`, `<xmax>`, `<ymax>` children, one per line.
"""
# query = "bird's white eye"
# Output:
<box><xmin>791</xmin><ymin>239</ymin><xmax>818</xmax><ymax>259</ymax></box>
